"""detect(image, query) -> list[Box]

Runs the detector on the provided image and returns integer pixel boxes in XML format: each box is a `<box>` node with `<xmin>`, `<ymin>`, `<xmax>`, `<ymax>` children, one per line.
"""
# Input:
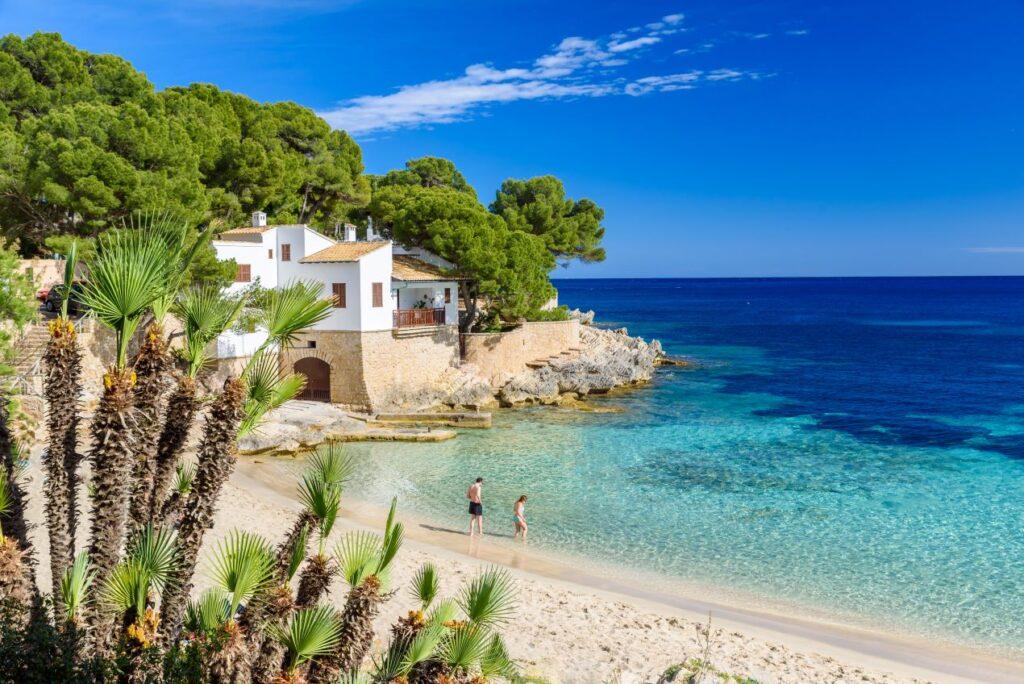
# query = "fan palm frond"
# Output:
<box><xmin>127</xmin><ymin>525</ymin><xmax>178</xmax><ymax>594</ymax></box>
<box><xmin>439</xmin><ymin>624</ymin><xmax>490</xmax><ymax>671</ymax></box>
<box><xmin>307</xmin><ymin>443</ymin><xmax>355</xmax><ymax>487</ymax></box>
<box><xmin>59</xmin><ymin>551</ymin><xmax>95</xmax><ymax>622</ymax></box>
<box><xmin>79</xmin><ymin>228</ymin><xmax>173</xmax><ymax>367</ymax></box>
<box><xmin>173</xmin><ymin>286</ymin><xmax>245</xmax><ymax>376</ymax></box>
<box><xmin>286</xmin><ymin>523</ymin><xmax>310</xmax><ymax>582</ymax></box>
<box><xmin>184</xmin><ymin>588</ymin><xmax>231</xmax><ymax>635</ymax></box>
<box><xmin>238</xmin><ymin>351</ymin><xmax>306</xmax><ymax>437</ymax></box>
<box><xmin>100</xmin><ymin>558</ymin><xmax>151</xmax><ymax>617</ymax></box>
<box><xmin>410</xmin><ymin>563</ymin><xmax>439</xmax><ymax>610</ymax></box>
<box><xmin>0</xmin><ymin>469</ymin><xmax>10</xmax><ymax>522</ymax></box>
<box><xmin>426</xmin><ymin>597</ymin><xmax>459</xmax><ymax>628</ymax></box>
<box><xmin>173</xmin><ymin>461</ymin><xmax>197</xmax><ymax>495</ymax></box>
<box><xmin>298</xmin><ymin>473</ymin><xmax>342</xmax><ymax>539</ymax></box>
<box><xmin>459</xmin><ymin>568</ymin><xmax>517</xmax><ymax>627</ymax></box>
<box><xmin>256</xmin><ymin>280</ymin><xmax>332</xmax><ymax>352</ymax></box>
<box><xmin>208</xmin><ymin>530</ymin><xmax>275</xmax><ymax>617</ymax></box>
<box><xmin>271</xmin><ymin>604</ymin><xmax>343</xmax><ymax>671</ymax></box>
<box><xmin>402</xmin><ymin>623</ymin><xmax>447</xmax><ymax>671</ymax></box>
<box><xmin>59</xmin><ymin>239</ymin><xmax>79</xmax><ymax>319</ymax></box>
<box><xmin>334</xmin><ymin>531</ymin><xmax>382</xmax><ymax>587</ymax></box>
<box><xmin>479</xmin><ymin>632</ymin><xmax>518</xmax><ymax>679</ymax></box>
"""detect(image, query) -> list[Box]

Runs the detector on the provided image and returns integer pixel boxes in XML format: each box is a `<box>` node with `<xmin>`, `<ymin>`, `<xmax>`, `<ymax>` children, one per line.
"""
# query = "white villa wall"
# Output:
<box><xmin>214</xmin><ymin>238</ymin><xmax>276</xmax><ymax>294</ymax></box>
<box><xmin>358</xmin><ymin>245</ymin><xmax>394</xmax><ymax>331</ymax></box>
<box><xmin>295</xmin><ymin>261</ymin><xmax>363</xmax><ymax>331</ymax></box>
<box><xmin>394</xmin><ymin>281</ymin><xmax>459</xmax><ymax>325</ymax></box>
<box><xmin>216</xmin><ymin>329</ymin><xmax>269</xmax><ymax>358</ymax></box>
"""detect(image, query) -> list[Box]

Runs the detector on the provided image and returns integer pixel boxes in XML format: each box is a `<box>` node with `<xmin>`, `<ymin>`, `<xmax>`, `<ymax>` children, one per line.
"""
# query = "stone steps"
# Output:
<box><xmin>10</xmin><ymin>324</ymin><xmax>50</xmax><ymax>375</ymax></box>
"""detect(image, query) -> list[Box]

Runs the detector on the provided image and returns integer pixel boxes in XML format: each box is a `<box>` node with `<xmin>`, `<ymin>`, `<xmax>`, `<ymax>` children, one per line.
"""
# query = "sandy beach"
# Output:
<box><xmin>20</xmin><ymin>451</ymin><xmax>1024</xmax><ymax>683</ymax></box>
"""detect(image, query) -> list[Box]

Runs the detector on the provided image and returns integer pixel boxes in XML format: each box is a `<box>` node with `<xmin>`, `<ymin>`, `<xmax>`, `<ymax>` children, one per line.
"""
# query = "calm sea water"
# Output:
<box><xmin>344</xmin><ymin>277</ymin><xmax>1024</xmax><ymax>653</ymax></box>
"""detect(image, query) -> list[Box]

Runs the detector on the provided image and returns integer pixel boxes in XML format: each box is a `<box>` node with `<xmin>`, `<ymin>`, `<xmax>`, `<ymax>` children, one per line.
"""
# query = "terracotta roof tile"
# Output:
<box><xmin>300</xmin><ymin>241</ymin><xmax>389</xmax><ymax>263</ymax></box>
<box><xmin>391</xmin><ymin>255</ymin><xmax>455</xmax><ymax>281</ymax></box>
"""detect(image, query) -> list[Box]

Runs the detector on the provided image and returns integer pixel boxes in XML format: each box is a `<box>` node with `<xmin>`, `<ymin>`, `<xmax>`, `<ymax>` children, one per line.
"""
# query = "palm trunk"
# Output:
<box><xmin>126</xmin><ymin>324</ymin><xmax>171</xmax><ymax>541</ymax></box>
<box><xmin>246</xmin><ymin>585</ymin><xmax>295</xmax><ymax>684</ymax></box>
<box><xmin>0</xmin><ymin>393</ymin><xmax>34</xmax><ymax>587</ymax></box>
<box><xmin>294</xmin><ymin>554</ymin><xmax>334</xmax><ymax>609</ymax></box>
<box><xmin>307</xmin><ymin>577</ymin><xmax>382</xmax><ymax>683</ymax></box>
<box><xmin>148</xmin><ymin>376</ymin><xmax>198</xmax><ymax>523</ymax></box>
<box><xmin>273</xmin><ymin>512</ymin><xmax>314</xmax><ymax>584</ymax></box>
<box><xmin>85</xmin><ymin>366</ymin><xmax>138</xmax><ymax>631</ymax></box>
<box><xmin>158</xmin><ymin>377</ymin><xmax>246</xmax><ymax>644</ymax></box>
<box><xmin>0</xmin><ymin>536</ymin><xmax>32</xmax><ymax>629</ymax></box>
<box><xmin>41</xmin><ymin>318</ymin><xmax>82</xmax><ymax>591</ymax></box>
<box><xmin>159</xmin><ymin>489</ymin><xmax>186</xmax><ymax>528</ymax></box>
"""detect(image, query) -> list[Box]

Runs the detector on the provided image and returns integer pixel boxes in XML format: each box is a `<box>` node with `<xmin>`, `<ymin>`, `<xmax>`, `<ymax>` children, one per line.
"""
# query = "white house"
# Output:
<box><xmin>211</xmin><ymin>212</ymin><xmax>463</xmax><ymax>406</ymax></box>
<box><xmin>213</xmin><ymin>212</ymin><xmax>460</xmax><ymax>333</ymax></box>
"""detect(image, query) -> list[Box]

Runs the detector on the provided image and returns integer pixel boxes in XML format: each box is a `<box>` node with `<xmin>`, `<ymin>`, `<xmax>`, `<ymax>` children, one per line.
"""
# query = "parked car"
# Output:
<box><xmin>44</xmin><ymin>281</ymin><xmax>86</xmax><ymax>314</ymax></box>
<box><xmin>37</xmin><ymin>284</ymin><xmax>55</xmax><ymax>302</ymax></box>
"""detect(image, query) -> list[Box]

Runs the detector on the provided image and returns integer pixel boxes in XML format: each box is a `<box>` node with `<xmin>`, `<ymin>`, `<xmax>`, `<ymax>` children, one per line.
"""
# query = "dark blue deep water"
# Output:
<box><xmin>345</xmin><ymin>277</ymin><xmax>1024</xmax><ymax>653</ymax></box>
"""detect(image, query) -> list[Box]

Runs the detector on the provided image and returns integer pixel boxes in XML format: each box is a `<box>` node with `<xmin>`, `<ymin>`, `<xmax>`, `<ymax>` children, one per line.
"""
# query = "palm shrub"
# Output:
<box><xmin>149</xmin><ymin>286</ymin><xmax>243</xmax><ymax>523</ymax></box>
<box><xmin>78</xmin><ymin>227</ymin><xmax>172</xmax><ymax>634</ymax></box>
<box><xmin>158</xmin><ymin>281</ymin><xmax>332</xmax><ymax>644</ymax></box>
<box><xmin>160</xmin><ymin>461</ymin><xmax>198</xmax><ymax>528</ymax></box>
<box><xmin>41</xmin><ymin>240</ymin><xmax>82</xmax><ymax>588</ymax></box>
<box><xmin>125</xmin><ymin>215</ymin><xmax>212</xmax><ymax>539</ymax></box>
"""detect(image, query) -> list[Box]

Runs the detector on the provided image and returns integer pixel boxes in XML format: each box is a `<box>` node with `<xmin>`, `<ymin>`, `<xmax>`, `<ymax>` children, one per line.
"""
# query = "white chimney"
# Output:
<box><xmin>251</xmin><ymin>211</ymin><xmax>267</xmax><ymax>228</ymax></box>
<box><xmin>366</xmin><ymin>216</ymin><xmax>376</xmax><ymax>241</ymax></box>
<box><xmin>343</xmin><ymin>223</ymin><xmax>357</xmax><ymax>242</ymax></box>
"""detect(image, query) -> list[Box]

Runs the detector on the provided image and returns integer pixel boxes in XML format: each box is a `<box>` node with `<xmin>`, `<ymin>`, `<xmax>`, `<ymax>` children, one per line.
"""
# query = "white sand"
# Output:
<box><xmin>20</xmin><ymin>452</ymin><xmax>1024</xmax><ymax>683</ymax></box>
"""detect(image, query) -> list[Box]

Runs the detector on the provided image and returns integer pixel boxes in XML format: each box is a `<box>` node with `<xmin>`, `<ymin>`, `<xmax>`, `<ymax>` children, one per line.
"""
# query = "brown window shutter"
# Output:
<box><xmin>372</xmin><ymin>282</ymin><xmax>383</xmax><ymax>308</ymax></box>
<box><xmin>444</xmin><ymin>287</ymin><xmax>451</xmax><ymax>304</ymax></box>
<box><xmin>268</xmin><ymin>249</ymin><xmax>273</xmax><ymax>259</ymax></box>
<box><xmin>236</xmin><ymin>264</ymin><xmax>251</xmax><ymax>282</ymax></box>
<box><xmin>281</xmin><ymin>244</ymin><xmax>291</xmax><ymax>261</ymax></box>
<box><xmin>332</xmin><ymin>283</ymin><xmax>346</xmax><ymax>308</ymax></box>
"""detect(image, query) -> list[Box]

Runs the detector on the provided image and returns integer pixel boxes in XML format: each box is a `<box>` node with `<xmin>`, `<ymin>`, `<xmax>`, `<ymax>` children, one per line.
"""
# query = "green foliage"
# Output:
<box><xmin>173</xmin><ymin>461</ymin><xmax>197</xmax><ymax>495</ymax></box>
<box><xmin>334</xmin><ymin>531</ymin><xmax>383</xmax><ymax>588</ymax></box>
<box><xmin>286</xmin><ymin>523</ymin><xmax>310</xmax><ymax>582</ymax></box>
<box><xmin>256</xmin><ymin>280</ymin><xmax>332</xmax><ymax>351</ymax></box>
<box><xmin>410</xmin><ymin>563</ymin><xmax>439</xmax><ymax>610</ymax></box>
<box><xmin>208</xmin><ymin>530</ymin><xmax>275</xmax><ymax>618</ymax></box>
<box><xmin>239</xmin><ymin>350</ymin><xmax>307</xmax><ymax>437</ymax></box>
<box><xmin>78</xmin><ymin>227</ymin><xmax>172</xmax><ymax>367</ymax></box>
<box><xmin>490</xmin><ymin>175</ymin><xmax>606</xmax><ymax>264</ymax></box>
<box><xmin>298</xmin><ymin>472</ymin><xmax>342</xmax><ymax>540</ymax></box>
<box><xmin>173</xmin><ymin>286</ymin><xmax>244</xmax><ymax>377</ymax></box>
<box><xmin>373</xmin><ymin>156</ymin><xmax>476</xmax><ymax>198</ymax></box>
<box><xmin>184</xmin><ymin>588</ymin><xmax>231</xmax><ymax>635</ymax></box>
<box><xmin>272</xmin><ymin>604</ymin><xmax>343</xmax><ymax>672</ymax></box>
<box><xmin>0</xmin><ymin>32</ymin><xmax>368</xmax><ymax>255</ymax></box>
<box><xmin>0</xmin><ymin>244</ymin><xmax>37</xmax><ymax>375</ymax></box>
<box><xmin>459</xmin><ymin>568</ymin><xmax>517</xmax><ymax>627</ymax></box>
<box><xmin>58</xmin><ymin>552</ymin><xmax>94</xmax><ymax>621</ymax></box>
<box><xmin>307</xmin><ymin>442</ymin><xmax>355</xmax><ymax>487</ymax></box>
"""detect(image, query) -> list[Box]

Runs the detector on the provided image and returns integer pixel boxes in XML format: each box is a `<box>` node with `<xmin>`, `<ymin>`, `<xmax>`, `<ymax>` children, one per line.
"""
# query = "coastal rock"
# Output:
<box><xmin>372</xmin><ymin>365</ymin><xmax>496</xmax><ymax>412</ymax></box>
<box><xmin>498</xmin><ymin>325</ymin><xmax>661</xmax><ymax>406</ymax></box>
<box><xmin>568</xmin><ymin>308</ymin><xmax>596</xmax><ymax>325</ymax></box>
<box><xmin>237</xmin><ymin>401</ymin><xmax>370</xmax><ymax>455</ymax></box>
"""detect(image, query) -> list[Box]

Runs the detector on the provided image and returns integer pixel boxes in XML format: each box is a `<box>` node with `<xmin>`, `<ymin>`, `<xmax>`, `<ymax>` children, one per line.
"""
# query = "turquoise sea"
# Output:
<box><xmin>343</xmin><ymin>277</ymin><xmax>1024</xmax><ymax>654</ymax></box>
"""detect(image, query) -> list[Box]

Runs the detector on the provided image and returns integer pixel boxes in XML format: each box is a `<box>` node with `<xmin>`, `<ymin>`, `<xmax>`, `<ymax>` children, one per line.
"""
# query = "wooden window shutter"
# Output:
<box><xmin>281</xmin><ymin>244</ymin><xmax>291</xmax><ymax>261</ymax></box>
<box><xmin>332</xmin><ymin>283</ymin><xmax>346</xmax><ymax>308</ymax></box>
<box><xmin>372</xmin><ymin>282</ymin><xmax>383</xmax><ymax>308</ymax></box>
<box><xmin>236</xmin><ymin>264</ymin><xmax>251</xmax><ymax>282</ymax></box>
<box><xmin>444</xmin><ymin>287</ymin><xmax>452</xmax><ymax>304</ymax></box>
<box><xmin>268</xmin><ymin>249</ymin><xmax>273</xmax><ymax>259</ymax></box>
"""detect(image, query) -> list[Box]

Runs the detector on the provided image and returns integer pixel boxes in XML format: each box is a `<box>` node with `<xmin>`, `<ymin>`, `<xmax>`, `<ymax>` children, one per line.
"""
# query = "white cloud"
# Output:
<box><xmin>966</xmin><ymin>247</ymin><xmax>1024</xmax><ymax>254</ymax></box>
<box><xmin>786</xmin><ymin>29</ymin><xmax>809</xmax><ymax>36</ymax></box>
<box><xmin>608</xmin><ymin>36</ymin><xmax>661</xmax><ymax>53</ymax></box>
<box><xmin>320</xmin><ymin>9</ymin><xmax>765</xmax><ymax>135</ymax></box>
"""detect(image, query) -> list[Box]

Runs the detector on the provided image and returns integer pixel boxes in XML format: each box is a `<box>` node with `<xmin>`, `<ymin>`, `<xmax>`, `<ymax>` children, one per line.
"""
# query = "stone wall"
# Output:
<box><xmin>279</xmin><ymin>326</ymin><xmax>461</xmax><ymax>411</ymax></box>
<box><xmin>461</xmin><ymin>320</ymin><xmax>580</xmax><ymax>387</ymax></box>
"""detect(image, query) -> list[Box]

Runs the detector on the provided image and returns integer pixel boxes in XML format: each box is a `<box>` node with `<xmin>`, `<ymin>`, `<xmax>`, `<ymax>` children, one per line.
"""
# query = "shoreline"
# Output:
<box><xmin>236</xmin><ymin>458</ymin><xmax>1024</xmax><ymax>683</ymax></box>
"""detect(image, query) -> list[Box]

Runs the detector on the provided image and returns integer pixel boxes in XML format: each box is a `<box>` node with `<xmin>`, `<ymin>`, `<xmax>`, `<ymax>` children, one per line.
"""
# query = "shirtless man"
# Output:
<box><xmin>467</xmin><ymin>477</ymin><xmax>484</xmax><ymax>536</ymax></box>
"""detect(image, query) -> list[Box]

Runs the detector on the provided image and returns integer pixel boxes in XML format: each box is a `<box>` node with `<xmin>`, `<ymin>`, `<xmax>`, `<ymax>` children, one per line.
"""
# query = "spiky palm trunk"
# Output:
<box><xmin>41</xmin><ymin>318</ymin><xmax>82</xmax><ymax>591</ymax></box>
<box><xmin>158</xmin><ymin>378</ymin><xmax>246</xmax><ymax>643</ymax></box>
<box><xmin>149</xmin><ymin>376</ymin><xmax>198</xmax><ymax>523</ymax></box>
<box><xmin>126</xmin><ymin>324</ymin><xmax>171</xmax><ymax>540</ymax></box>
<box><xmin>205</xmin><ymin>621</ymin><xmax>252</xmax><ymax>684</ymax></box>
<box><xmin>274</xmin><ymin>512</ymin><xmax>314</xmax><ymax>583</ymax></box>
<box><xmin>0</xmin><ymin>393</ymin><xmax>34</xmax><ymax>590</ymax></box>
<box><xmin>159</xmin><ymin>489</ymin><xmax>186</xmax><ymax>528</ymax></box>
<box><xmin>247</xmin><ymin>585</ymin><xmax>295</xmax><ymax>684</ymax></box>
<box><xmin>0</xmin><ymin>536</ymin><xmax>32</xmax><ymax>629</ymax></box>
<box><xmin>295</xmin><ymin>554</ymin><xmax>334</xmax><ymax>609</ymax></box>
<box><xmin>308</xmin><ymin>577</ymin><xmax>383</xmax><ymax>683</ymax></box>
<box><xmin>86</xmin><ymin>367</ymin><xmax>137</xmax><ymax>592</ymax></box>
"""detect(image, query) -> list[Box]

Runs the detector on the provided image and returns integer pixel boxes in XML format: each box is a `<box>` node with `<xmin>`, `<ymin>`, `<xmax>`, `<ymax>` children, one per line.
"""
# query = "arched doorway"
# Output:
<box><xmin>294</xmin><ymin>357</ymin><xmax>331</xmax><ymax>402</ymax></box>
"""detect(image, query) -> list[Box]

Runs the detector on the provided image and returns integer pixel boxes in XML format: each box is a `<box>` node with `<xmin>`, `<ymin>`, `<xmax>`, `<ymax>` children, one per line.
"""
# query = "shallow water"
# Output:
<box><xmin>342</xmin><ymin>277</ymin><xmax>1024</xmax><ymax>653</ymax></box>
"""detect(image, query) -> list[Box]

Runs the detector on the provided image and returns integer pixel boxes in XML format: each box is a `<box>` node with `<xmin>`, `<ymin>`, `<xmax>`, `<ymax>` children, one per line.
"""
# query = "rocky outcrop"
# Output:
<box><xmin>497</xmin><ymin>325</ymin><xmax>663</xmax><ymax>406</ymax></box>
<box><xmin>370</xmin><ymin>365</ymin><xmax>496</xmax><ymax>413</ymax></box>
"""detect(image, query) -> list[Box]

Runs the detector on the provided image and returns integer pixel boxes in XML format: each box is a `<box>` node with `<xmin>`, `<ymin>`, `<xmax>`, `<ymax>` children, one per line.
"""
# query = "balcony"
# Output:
<box><xmin>393</xmin><ymin>307</ymin><xmax>445</xmax><ymax>328</ymax></box>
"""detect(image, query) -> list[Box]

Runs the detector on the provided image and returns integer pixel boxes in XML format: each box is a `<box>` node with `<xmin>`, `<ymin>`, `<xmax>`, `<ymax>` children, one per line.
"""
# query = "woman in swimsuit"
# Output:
<box><xmin>513</xmin><ymin>495</ymin><xmax>528</xmax><ymax>541</ymax></box>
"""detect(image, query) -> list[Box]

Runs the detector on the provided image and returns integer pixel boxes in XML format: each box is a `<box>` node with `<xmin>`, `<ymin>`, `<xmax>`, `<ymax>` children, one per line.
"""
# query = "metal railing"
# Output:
<box><xmin>393</xmin><ymin>307</ymin><xmax>445</xmax><ymax>328</ymax></box>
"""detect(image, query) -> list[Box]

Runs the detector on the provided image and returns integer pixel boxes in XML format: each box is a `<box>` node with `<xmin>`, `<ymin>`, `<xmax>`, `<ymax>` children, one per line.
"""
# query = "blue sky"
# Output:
<box><xmin>2</xmin><ymin>0</ymin><xmax>1022</xmax><ymax>277</ymax></box>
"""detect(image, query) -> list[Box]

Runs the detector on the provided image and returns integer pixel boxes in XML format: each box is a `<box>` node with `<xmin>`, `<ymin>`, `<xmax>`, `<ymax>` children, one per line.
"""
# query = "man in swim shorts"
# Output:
<box><xmin>467</xmin><ymin>477</ymin><xmax>484</xmax><ymax>536</ymax></box>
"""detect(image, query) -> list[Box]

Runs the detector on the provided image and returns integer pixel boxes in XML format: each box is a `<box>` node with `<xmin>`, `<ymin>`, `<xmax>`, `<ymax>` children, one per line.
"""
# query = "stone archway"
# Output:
<box><xmin>294</xmin><ymin>357</ymin><xmax>331</xmax><ymax>402</ymax></box>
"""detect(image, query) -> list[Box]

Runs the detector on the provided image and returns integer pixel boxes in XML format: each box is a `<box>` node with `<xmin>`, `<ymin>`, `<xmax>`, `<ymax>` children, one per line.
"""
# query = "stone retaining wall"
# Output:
<box><xmin>461</xmin><ymin>320</ymin><xmax>580</xmax><ymax>387</ymax></box>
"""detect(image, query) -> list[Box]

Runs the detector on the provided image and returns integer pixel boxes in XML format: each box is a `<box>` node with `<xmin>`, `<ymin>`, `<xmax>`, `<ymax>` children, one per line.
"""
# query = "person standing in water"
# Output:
<box><xmin>467</xmin><ymin>477</ymin><xmax>484</xmax><ymax>536</ymax></box>
<box><xmin>513</xmin><ymin>495</ymin><xmax>528</xmax><ymax>541</ymax></box>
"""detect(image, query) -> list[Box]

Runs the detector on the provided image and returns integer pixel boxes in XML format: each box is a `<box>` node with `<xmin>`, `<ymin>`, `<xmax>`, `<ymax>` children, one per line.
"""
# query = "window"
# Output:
<box><xmin>372</xmin><ymin>282</ymin><xmax>383</xmax><ymax>308</ymax></box>
<box><xmin>307</xmin><ymin>340</ymin><xmax>317</xmax><ymax>349</ymax></box>
<box><xmin>281</xmin><ymin>244</ymin><xmax>291</xmax><ymax>261</ymax></box>
<box><xmin>235</xmin><ymin>264</ymin><xmax>251</xmax><ymax>283</ymax></box>
<box><xmin>444</xmin><ymin>287</ymin><xmax>452</xmax><ymax>304</ymax></box>
<box><xmin>332</xmin><ymin>283</ymin><xmax>346</xmax><ymax>308</ymax></box>
<box><xmin>268</xmin><ymin>249</ymin><xmax>273</xmax><ymax>259</ymax></box>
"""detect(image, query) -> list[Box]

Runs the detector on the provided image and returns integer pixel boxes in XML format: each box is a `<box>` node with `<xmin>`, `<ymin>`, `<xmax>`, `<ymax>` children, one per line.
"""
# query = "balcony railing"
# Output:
<box><xmin>394</xmin><ymin>307</ymin><xmax>445</xmax><ymax>328</ymax></box>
